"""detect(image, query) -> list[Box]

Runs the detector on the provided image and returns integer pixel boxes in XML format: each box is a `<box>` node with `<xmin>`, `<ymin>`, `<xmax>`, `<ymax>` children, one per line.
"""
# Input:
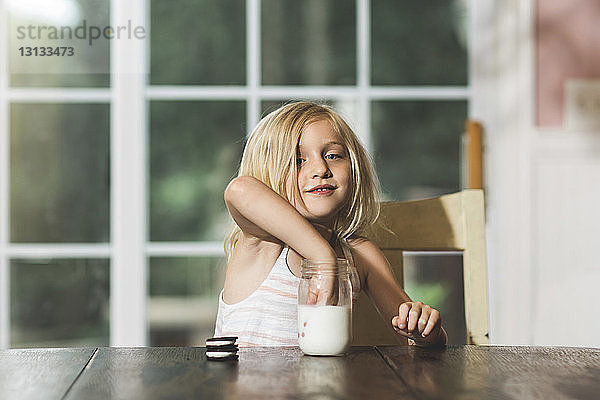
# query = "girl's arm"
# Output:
<box><xmin>350</xmin><ymin>237</ymin><xmax>447</xmax><ymax>347</ymax></box>
<box><xmin>225</xmin><ymin>176</ymin><xmax>337</xmax><ymax>262</ymax></box>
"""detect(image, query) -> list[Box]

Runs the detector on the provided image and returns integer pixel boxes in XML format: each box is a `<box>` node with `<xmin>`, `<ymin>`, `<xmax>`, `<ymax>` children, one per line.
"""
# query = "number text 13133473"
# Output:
<box><xmin>18</xmin><ymin>47</ymin><xmax>75</xmax><ymax>57</ymax></box>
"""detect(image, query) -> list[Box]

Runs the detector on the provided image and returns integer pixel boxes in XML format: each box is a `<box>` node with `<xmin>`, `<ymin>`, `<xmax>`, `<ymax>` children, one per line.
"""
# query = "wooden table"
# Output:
<box><xmin>1</xmin><ymin>345</ymin><xmax>599</xmax><ymax>399</ymax></box>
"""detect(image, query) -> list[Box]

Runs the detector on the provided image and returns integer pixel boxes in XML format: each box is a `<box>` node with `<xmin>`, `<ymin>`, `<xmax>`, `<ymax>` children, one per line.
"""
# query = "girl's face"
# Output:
<box><xmin>288</xmin><ymin>120</ymin><xmax>352</xmax><ymax>226</ymax></box>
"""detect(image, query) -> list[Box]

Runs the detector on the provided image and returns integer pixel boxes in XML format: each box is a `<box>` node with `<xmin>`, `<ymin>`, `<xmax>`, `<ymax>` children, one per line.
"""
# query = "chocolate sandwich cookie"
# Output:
<box><xmin>205</xmin><ymin>336</ymin><xmax>239</xmax><ymax>361</ymax></box>
<box><xmin>206</xmin><ymin>350</ymin><xmax>239</xmax><ymax>361</ymax></box>
<box><xmin>205</xmin><ymin>336</ymin><xmax>237</xmax><ymax>347</ymax></box>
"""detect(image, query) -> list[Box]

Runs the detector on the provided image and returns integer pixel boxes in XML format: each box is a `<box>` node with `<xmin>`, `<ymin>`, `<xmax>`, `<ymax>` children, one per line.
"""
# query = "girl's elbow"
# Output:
<box><xmin>224</xmin><ymin>178</ymin><xmax>241</xmax><ymax>206</ymax></box>
<box><xmin>224</xmin><ymin>176</ymin><xmax>256</xmax><ymax>206</ymax></box>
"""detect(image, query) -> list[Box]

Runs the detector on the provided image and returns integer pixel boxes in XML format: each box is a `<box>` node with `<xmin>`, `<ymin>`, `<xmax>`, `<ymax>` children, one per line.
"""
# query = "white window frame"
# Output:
<box><xmin>0</xmin><ymin>0</ymin><xmax>471</xmax><ymax>348</ymax></box>
<box><xmin>0</xmin><ymin>0</ymin><xmax>9</xmax><ymax>350</ymax></box>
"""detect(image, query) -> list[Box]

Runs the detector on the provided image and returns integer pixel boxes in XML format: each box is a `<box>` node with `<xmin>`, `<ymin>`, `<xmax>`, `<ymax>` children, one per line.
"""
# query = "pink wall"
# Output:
<box><xmin>536</xmin><ymin>0</ymin><xmax>600</xmax><ymax>127</ymax></box>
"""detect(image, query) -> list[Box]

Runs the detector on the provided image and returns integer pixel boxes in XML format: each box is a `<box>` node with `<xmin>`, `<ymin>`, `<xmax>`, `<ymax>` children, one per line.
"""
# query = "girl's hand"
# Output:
<box><xmin>391</xmin><ymin>301</ymin><xmax>446</xmax><ymax>347</ymax></box>
<box><xmin>305</xmin><ymin>258</ymin><xmax>338</xmax><ymax>306</ymax></box>
<box><xmin>303</xmin><ymin>224</ymin><xmax>338</xmax><ymax>306</ymax></box>
<box><xmin>306</xmin><ymin>275</ymin><xmax>336</xmax><ymax>305</ymax></box>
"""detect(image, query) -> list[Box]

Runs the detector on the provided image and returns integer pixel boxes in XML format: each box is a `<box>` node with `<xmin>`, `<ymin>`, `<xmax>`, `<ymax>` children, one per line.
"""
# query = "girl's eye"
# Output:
<box><xmin>325</xmin><ymin>153</ymin><xmax>341</xmax><ymax>160</ymax></box>
<box><xmin>296</xmin><ymin>157</ymin><xmax>306</xmax><ymax>166</ymax></box>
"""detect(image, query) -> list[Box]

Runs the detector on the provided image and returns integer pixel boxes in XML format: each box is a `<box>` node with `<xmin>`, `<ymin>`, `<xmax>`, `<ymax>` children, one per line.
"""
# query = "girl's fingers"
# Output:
<box><xmin>407</xmin><ymin>302</ymin><xmax>423</xmax><ymax>332</ymax></box>
<box><xmin>422</xmin><ymin>309</ymin><xmax>440</xmax><ymax>337</ymax></box>
<box><xmin>307</xmin><ymin>277</ymin><xmax>319</xmax><ymax>304</ymax></box>
<box><xmin>393</xmin><ymin>302</ymin><xmax>445</xmax><ymax>345</ymax></box>
<box><xmin>417</xmin><ymin>306</ymin><xmax>431</xmax><ymax>335</ymax></box>
<box><xmin>311</xmin><ymin>275</ymin><xmax>335</xmax><ymax>305</ymax></box>
<box><xmin>397</xmin><ymin>303</ymin><xmax>410</xmax><ymax>329</ymax></box>
<box><xmin>307</xmin><ymin>288</ymin><xmax>318</xmax><ymax>304</ymax></box>
<box><xmin>316</xmin><ymin>288</ymin><xmax>333</xmax><ymax>305</ymax></box>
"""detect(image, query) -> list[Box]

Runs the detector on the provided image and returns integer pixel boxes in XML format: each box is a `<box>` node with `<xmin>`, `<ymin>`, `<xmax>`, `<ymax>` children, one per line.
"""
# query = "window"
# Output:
<box><xmin>0</xmin><ymin>0</ymin><xmax>470</xmax><ymax>348</ymax></box>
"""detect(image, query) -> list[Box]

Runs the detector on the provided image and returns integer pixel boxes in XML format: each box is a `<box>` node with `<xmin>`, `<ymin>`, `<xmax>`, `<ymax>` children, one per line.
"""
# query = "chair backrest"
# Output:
<box><xmin>352</xmin><ymin>189</ymin><xmax>489</xmax><ymax>345</ymax></box>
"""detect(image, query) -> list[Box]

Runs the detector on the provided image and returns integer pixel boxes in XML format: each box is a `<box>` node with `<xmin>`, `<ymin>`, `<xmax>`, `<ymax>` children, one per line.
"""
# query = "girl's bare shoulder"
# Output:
<box><xmin>346</xmin><ymin>235</ymin><xmax>381</xmax><ymax>254</ymax></box>
<box><xmin>346</xmin><ymin>235</ymin><xmax>390</xmax><ymax>274</ymax></box>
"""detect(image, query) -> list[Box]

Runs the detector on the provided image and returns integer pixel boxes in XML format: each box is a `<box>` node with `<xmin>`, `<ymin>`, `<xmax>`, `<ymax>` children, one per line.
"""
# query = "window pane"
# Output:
<box><xmin>403</xmin><ymin>253</ymin><xmax>466</xmax><ymax>345</ymax></box>
<box><xmin>10</xmin><ymin>103</ymin><xmax>110</xmax><ymax>242</ymax></box>
<box><xmin>8</xmin><ymin>0</ymin><xmax>110</xmax><ymax>87</ymax></box>
<box><xmin>150</xmin><ymin>101</ymin><xmax>245</xmax><ymax>241</ymax></box>
<box><xmin>148</xmin><ymin>257</ymin><xmax>225</xmax><ymax>346</ymax></box>
<box><xmin>10</xmin><ymin>258</ymin><xmax>110</xmax><ymax>348</ymax></box>
<box><xmin>149</xmin><ymin>257</ymin><xmax>224</xmax><ymax>297</ymax></box>
<box><xmin>150</xmin><ymin>0</ymin><xmax>245</xmax><ymax>85</ymax></box>
<box><xmin>371</xmin><ymin>100</ymin><xmax>466</xmax><ymax>200</ymax></box>
<box><xmin>371</xmin><ymin>0</ymin><xmax>468</xmax><ymax>85</ymax></box>
<box><xmin>262</xmin><ymin>0</ymin><xmax>356</xmax><ymax>85</ymax></box>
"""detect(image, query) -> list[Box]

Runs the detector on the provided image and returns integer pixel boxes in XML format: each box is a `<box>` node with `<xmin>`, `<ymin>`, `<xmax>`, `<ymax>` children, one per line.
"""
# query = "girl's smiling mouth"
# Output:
<box><xmin>306</xmin><ymin>184</ymin><xmax>338</xmax><ymax>195</ymax></box>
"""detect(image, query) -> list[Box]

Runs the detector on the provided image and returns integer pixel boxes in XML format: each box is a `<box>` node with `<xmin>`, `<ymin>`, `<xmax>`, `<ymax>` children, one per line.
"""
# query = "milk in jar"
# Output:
<box><xmin>298</xmin><ymin>304</ymin><xmax>351</xmax><ymax>355</ymax></box>
<box><xmin>298</xmin><ymin>258</ymin><xmax>353</xmax><ymax>356</ymax></box>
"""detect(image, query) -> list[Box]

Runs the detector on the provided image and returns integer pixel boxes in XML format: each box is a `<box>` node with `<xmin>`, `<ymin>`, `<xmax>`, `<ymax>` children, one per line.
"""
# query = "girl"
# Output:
<box><xmin>214</xmin><ymin>101</ymin><xmax>447</xmax><ymax>347</ymax></box>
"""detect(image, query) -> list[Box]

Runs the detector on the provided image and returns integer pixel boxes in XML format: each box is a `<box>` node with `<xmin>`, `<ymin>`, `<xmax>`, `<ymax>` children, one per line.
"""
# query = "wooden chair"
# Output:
<box><xmin>352</xmin><ymin>189</ymin><xmax>489</xmax><ymax>345</ymax></box>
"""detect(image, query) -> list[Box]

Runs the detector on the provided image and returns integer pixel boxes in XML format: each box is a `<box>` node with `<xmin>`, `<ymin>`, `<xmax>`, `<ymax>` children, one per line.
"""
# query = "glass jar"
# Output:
<box><xmin>298</xmin><ymin>258</ymin><xmax>352</xmax><ymax>356</ymax></box>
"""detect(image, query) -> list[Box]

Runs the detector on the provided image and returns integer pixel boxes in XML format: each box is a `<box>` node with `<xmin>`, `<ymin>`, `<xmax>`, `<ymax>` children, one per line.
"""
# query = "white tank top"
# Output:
<box><xmin>214</xmin><ymin>244</ymin><xmax>361</xmax><ymax>347</ymax></box>
<box><xmin>214</xmin><ymin>247</ymin><xmax>300</xmax><ymax>346</ymax></box>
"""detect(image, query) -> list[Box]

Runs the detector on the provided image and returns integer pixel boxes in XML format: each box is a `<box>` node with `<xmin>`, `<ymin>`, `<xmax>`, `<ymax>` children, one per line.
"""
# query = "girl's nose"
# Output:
<box><xmin>311</xmin><ymin>159</ymin><xmax>331</xmax><ymax>178</ymax></box>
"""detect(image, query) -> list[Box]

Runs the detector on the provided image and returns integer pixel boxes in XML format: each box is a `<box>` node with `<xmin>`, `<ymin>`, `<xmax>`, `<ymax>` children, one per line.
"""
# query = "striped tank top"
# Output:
<box><xmin>214</xmin><ymin>244</ymin><xmax>360</xmax><ymax>347</ymax></box>
<box><xmin>214</xmin><ymin>247</ymin><xmax>299</xmax><ymax>346</ymax></box>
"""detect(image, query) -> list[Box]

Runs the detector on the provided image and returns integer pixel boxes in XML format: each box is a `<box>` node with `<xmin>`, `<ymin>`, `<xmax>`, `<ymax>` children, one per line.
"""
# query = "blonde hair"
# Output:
<box><xmin>224</xmin><ymin>101</ymin><xmax>380</xmax><ymax>258</ymax></box>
